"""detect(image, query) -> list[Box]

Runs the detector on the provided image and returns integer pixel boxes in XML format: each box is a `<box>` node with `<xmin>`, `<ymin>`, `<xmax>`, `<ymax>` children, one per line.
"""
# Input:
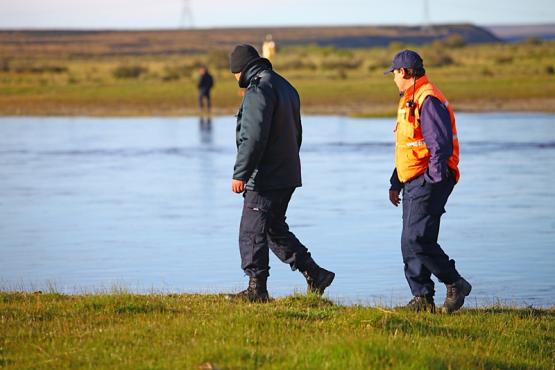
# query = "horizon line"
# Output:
<box><xmin>0</xmin><ymin>22</ymin><xmax>554</xmax><ymax>32</ymax></box>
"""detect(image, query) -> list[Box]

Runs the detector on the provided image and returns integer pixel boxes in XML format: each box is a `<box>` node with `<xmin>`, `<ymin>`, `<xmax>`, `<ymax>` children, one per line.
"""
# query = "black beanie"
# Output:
<box><xmin>229</xmin><ymin>44</ymin><xmax>261</xmax><ymax>73</ymax></box>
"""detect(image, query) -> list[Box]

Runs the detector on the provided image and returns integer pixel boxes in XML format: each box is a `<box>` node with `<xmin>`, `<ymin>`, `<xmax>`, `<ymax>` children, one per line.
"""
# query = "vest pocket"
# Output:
<box><xmin>398</xmin><ymin>121</ymin><xmax>416</xmax><ymax>138</ymax></box>
<box><xmin>411</xmin><ymin>146</ymin><xmax>429</xmax><ymax>160</ymax></box>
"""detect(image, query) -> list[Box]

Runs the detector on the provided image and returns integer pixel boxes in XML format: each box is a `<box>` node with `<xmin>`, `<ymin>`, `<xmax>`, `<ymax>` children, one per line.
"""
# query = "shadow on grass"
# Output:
<box><xmin>364</xmin><ymin>314</ymin><xmax>483</xmax><ymax>339</ymax></box>
<box><xmin>476</xmin><ymin>306</ymin><xmax>555</xmax><ymax>319</ymax></box>
<box><xmin>113</xmin><ymin>301</ymin><xmax>173</xmax><ymax>314</ymax></box>
<box><xmin>427</xmin><ymin>355</ymin><xmax>547</xmax><ymax>370</ymax></box>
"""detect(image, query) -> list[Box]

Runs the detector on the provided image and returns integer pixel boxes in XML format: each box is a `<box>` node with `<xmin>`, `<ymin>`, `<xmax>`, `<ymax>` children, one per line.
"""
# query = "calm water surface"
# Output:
<box><xmin>1</xmin><ymin>113</ymin><xmax>554</xmax><ymax>306</ymax></box>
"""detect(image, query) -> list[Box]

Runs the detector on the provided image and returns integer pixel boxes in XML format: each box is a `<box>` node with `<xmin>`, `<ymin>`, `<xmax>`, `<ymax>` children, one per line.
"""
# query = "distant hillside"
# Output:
<box><xmin>486</xmin><ymin>24</ymin><xmax>555</xmax><ymax>42</ymax></box>
<box><xmin>0</xmin><ymin>24</ymin><xmax>499</xmax><ymax>58</ymax></box>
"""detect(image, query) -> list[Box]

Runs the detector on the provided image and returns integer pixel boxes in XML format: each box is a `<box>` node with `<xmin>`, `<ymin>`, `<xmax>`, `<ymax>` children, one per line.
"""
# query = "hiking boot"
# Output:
<box><xmin>225</xmin><ymin>276</ymin><xmax>270</xmax><ymax>303</ymax></box>
<box><xmin>442</xmin><ymin>277</ymin><xmax>472</xmax><ymax>313</ymax></box>
<box><xmin>403</xmin><ymin>295</ymin><xmax>436</xmax><ymax>313</ymax></box>
<box><xmin>301</xmin><ymin>261</ymin><xmax>335</xmax><ymax>295</ymax></box>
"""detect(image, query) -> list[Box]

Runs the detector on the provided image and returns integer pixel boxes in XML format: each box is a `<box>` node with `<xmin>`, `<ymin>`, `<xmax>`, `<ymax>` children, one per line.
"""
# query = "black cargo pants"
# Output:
<box><xmin>239</xmin><ymin>188</ymin><xmax>312</xmax><ymax>278</ymax></box>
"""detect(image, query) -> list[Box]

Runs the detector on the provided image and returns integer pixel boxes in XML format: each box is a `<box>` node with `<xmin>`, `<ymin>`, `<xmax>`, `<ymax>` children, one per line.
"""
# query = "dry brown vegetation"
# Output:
<box><xmin>0</xmin><ymin>25</ymin><xmax>497</xmax><ymax>57</ymax></box>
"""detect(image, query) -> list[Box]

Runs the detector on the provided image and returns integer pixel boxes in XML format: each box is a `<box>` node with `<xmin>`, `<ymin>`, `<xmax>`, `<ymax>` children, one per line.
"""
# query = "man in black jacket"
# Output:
<box><xmin>227</xmin><ymin>44</ymin><xmax>334</xmax><ymax>302</ymax></box>
<box><xmin>197</xmin><ymin>66</ymin><xmax>214</xmax><ymax>113</ymax></box>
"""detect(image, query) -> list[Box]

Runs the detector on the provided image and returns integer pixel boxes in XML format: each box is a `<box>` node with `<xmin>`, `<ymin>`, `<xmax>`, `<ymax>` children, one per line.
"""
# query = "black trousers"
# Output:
<box><xmin>401</xmin><ymin>174</ymin><xmax>460</xmax><ymax>296</ymax></box>
<box><xmin>239</xmin><ymin>188</ymin><xmax>312</xmax><ymax>278</ymax></box>
<box><xmin>198</xmin><ymin>91</ymin><xmax>211</xmax><ymax>110</ymax></box>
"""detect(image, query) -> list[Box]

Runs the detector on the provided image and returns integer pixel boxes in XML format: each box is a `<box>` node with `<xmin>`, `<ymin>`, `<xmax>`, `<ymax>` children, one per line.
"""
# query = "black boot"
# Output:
<box><xmin>442</xmin><ymin>277</ymin><xmax>472</xmax><ymax>313</ymax></box>
<box><xmin>301</xmin><ymin>260</ymin><xmax>335</xmax><ymax>295</ymax></box>
<box><xmin>403</xmin><ymin>295</ymin><xmax>436</xmax><ymax>313</ymax></box>
<box><xmin>226</xmin><ymin>276</ymin><xmax>270</xmax><ymax>303</ymax></box>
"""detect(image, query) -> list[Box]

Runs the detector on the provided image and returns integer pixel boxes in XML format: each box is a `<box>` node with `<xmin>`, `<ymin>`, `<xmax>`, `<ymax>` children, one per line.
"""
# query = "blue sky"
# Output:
<box><xmin>0</xmin><ymin>0</ymin><xmax>554</xmax><ymax>29</ymax></box>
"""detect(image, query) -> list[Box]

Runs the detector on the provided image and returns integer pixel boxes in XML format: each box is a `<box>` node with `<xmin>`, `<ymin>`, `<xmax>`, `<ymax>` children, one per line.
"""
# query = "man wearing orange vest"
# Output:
<box><xmin>385</xmin><ymin>50</ymin><xmax>471</xmax><ymax>313</ymax></box>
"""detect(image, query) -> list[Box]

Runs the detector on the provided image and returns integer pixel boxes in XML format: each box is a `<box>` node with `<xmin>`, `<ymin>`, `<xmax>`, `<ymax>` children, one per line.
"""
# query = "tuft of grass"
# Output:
<box><xmin>0</xmin><ymin>292</ymin><xmax>553</xmax><ymax>369</ymax></box>
<box><xmin>112</xmin><ymin>65</ymin><xmax>148</xmax><ymax>79</ymax></box>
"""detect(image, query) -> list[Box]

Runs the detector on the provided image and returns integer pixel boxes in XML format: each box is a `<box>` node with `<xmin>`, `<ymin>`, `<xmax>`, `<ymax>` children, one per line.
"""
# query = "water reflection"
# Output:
<box><xmin>199</xmin><ymin>116</ymin><xmax>212</xmax><ymax>145</ymax></box>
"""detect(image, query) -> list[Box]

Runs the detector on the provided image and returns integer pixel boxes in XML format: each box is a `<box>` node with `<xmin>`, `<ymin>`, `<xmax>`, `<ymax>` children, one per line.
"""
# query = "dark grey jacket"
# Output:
<box><xmin>197</xmin><ymin>72</ymin><xmax>213</xmax><ymax>94</ymax></box>
<box><xmin>233</xmin><ymin>59</ymin><xmax>302</xmax><ymax>191</ymax></box>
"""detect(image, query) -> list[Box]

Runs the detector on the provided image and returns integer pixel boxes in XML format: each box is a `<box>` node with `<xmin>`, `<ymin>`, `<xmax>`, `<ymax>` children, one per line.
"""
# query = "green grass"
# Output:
<box><xmin>1</xmin><ymin>292</ymin><xmax>553</xmax><ymax>369</ymax></box>
<box><xmin>1</xmin><ymin>40</ymin><xmax>555</xmax><ymax>116</ymax></box>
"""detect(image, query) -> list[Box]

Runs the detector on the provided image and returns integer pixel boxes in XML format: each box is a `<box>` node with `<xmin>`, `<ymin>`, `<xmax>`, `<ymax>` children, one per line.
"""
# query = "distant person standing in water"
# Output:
<box><xmin>226</xmin><ymin>44</ymin><xmax>334</xmax><ymax>302</ymax></box>
<box><xmin>385</xmin><ymin>50</ymin><xmax>471</xmax><ymax>313</ymax></box>
<box><xmin>197</xmin><ymin>66</ymin><xmax>214</xmax><ymax>113</ymax></box>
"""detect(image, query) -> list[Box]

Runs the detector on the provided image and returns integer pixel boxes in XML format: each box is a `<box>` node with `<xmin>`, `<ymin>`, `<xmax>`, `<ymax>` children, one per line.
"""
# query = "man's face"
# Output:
<box><xmin>393</xmin><ymin>69</ymin><xmax>407</xmax><ymax>92</ymax></box>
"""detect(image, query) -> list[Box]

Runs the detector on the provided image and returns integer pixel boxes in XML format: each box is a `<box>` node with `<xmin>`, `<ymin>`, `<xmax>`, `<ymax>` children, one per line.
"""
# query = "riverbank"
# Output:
<box><xmin>1</xmin><ymin>292</ymin><xmax>552</xmax><ymax>369</ymax></box>
<box><xmin>2</xmin><ymin>97</ymin><xmax>555</xmax><ymax>117</ymax></box>
<box><xmin>1</xmin><ymin>40</ymin><xmax>554</xmax><ymax>117</ymax></box>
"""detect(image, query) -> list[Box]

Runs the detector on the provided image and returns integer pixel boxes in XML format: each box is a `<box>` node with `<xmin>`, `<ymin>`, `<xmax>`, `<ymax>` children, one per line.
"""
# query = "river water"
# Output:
<box><xmin>0</xmin><ymin>113</ymin><xmax>553</xmax><ymax>307</ymax></box>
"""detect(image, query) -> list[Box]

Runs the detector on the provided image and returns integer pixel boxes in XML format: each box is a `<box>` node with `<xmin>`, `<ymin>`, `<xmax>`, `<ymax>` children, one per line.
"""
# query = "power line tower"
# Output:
<box><xmin>422</xmin><ymin>0</ymin><xmax>435</xmax><ymax>35</ymax></box>
<box><xmin>180</xmin><ymin>0</ymin><xmax>194</xmax><ymax>29</ymax></box>
<box><xmin>423</xmin><ymin>0</ymin><xmax>430</xmax><ymax>28</ymax></box>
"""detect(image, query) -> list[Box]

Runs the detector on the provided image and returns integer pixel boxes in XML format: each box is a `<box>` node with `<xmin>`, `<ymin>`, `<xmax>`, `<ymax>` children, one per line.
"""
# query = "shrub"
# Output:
<box><xmin>161</xmin><ymin>63</ymin><xmax>202</xmax><ymax>81</ymax></box>
<box><xmin>524</xmin><ymin>37</ymin><xmax>542</xmax><ymax>45</ymax></box>
<box><xmin>424</xmin><ymin>50</ymin><xmax>454</xmax><ymax>67</ymax></box>
<box><xmin>0</xmin><ymin>58</ymin><xmax>10</xmax><ymax>72</ymax></box>
<box><xmin>178</xmin><ymin>64</ymin><xmax>196</xmax><ymax>76</ymax></box>
<box><xmin>320</xmin><ymin>57</ymin><xmax>362</xmax><ymax>70</ymax></box>
<box><xmin>481</xmin><ymin>67</ymin><xmax>494</xmax><ymax>76</ymax></box>
<box><xmin>112</xmin><ymin>65</ymin><xmax>148</xmax><ymax>79</ymax></box>
<box><xmin>277</xmin><ymin>58</ymin><xmax>317</xmax><ymax>71</ymax></box>
<box><xmin>161</xmin><ymin>66</ymin><xmax>183</xmax><ymax>82</ymax></box>
<box><xmin>367</xmin><ymin>55</ymin><xmax>392</xmax><ymax>72</ymax></box>
<box><xmin>337</xmin><ymin>69</ymin><xmax>347</xmax><ymax>79</ymax></box>
<box><xmin>11</xmin><ymin>63</ymin><xmax>68</xmax><ymax>74</ymax></box>
<box><xmin>494</xmin><ymin>56</ymin><xmax>513</xmax><ymax>64</ymax></box>
<box><xmin>388</xmin><ymin>42</ymin><xmax>406</xmax><ymax>51</ymax></box>
<box><xmin>207</xmin><ymin>50</ymin><xmax>230</xmax><ymax>70</ymax></box>
<box><xmin>443</xmin><ymin>34</ymin><xmax>467</xmax><ymax>48</ymax></box>
<box><xmin>546</xmin><ymin>65</ymin><xmax>555</xmax><ymax>75</ymax></box>
<box><xmin>42</xmin><ymin>66</ymin><xmax>67</xmax><ymax>73</ymax></box>
<box><xmin>314</xmin><ymin>45</ymin><xmax>347</xmax><ymax>57</ymax></box>
<box><xmin>161</xmin><ymin>71</ymin><xmax>180</xmax><ymax>82</ymax></box>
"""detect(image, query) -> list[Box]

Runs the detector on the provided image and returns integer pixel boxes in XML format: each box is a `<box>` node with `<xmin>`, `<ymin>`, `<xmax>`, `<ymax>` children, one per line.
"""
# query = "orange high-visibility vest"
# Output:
<box><xmin>394</xmin><ymin>76</ymin><xmax>460</xmax><ymax>183</ymax></box>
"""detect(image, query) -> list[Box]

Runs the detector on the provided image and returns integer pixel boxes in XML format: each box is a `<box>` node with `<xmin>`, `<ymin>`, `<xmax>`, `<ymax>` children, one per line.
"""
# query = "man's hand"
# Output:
<box><xmin>231</xmin><ymin>179</ymin><xmax>246</xmax><ymax>193</ymax></box>
<box><xmin>389</xmin><ymin>190</ymin><xmax>401</xmax><ymax>207</ymax></box>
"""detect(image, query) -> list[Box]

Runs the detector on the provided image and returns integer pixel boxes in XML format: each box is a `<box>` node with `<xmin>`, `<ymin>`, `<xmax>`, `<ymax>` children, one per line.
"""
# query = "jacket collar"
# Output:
<box><xmin>401</xmin><ymin>75</ymin><xmax>429</xmax><ymax>100</ymax></box>
<box><xmin>238</xmin><ymin>58</ymin><xmax>272</xmax><ymax>88</ymax></box>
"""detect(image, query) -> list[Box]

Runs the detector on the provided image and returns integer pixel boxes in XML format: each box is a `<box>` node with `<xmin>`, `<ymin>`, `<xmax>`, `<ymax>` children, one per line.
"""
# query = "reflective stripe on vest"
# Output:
<box><xmin>405</xmin><ymin>134</ymin><xmax>458</xmax><ymax>148</ymax></box>
<box><xmin>406</xmin><ymin>140</ymin><xmax>426</xmax><ymax>148</ymax></box>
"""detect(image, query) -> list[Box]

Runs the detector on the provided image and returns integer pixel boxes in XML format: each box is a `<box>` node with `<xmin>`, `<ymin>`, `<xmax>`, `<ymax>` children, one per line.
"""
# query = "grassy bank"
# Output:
<box><xmin>1</xmin><ymin>292</ymin><xmax>553</xmax><ymax>369</ymax></box>
<box><xmin>1</xmin><ymin>40</ymin><xmax>554</xmax><ymax>116</ymax></box>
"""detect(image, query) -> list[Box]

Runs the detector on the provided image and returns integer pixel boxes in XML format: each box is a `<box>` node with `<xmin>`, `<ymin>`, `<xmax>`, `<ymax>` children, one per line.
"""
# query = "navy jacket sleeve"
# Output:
<box><xmin>232</xmin><ymin>86</ymin><xmax>275</xmax><ymax>181</ymax></box>
<box><xmin>389</xmin><ymin>168</ymin><xmax>404</xmax><ymax>191</ymax></box>
<box><xmin>420</xmin><ymin>96</ymin><xmax>453</xmax><ymax>183</ymax></box>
